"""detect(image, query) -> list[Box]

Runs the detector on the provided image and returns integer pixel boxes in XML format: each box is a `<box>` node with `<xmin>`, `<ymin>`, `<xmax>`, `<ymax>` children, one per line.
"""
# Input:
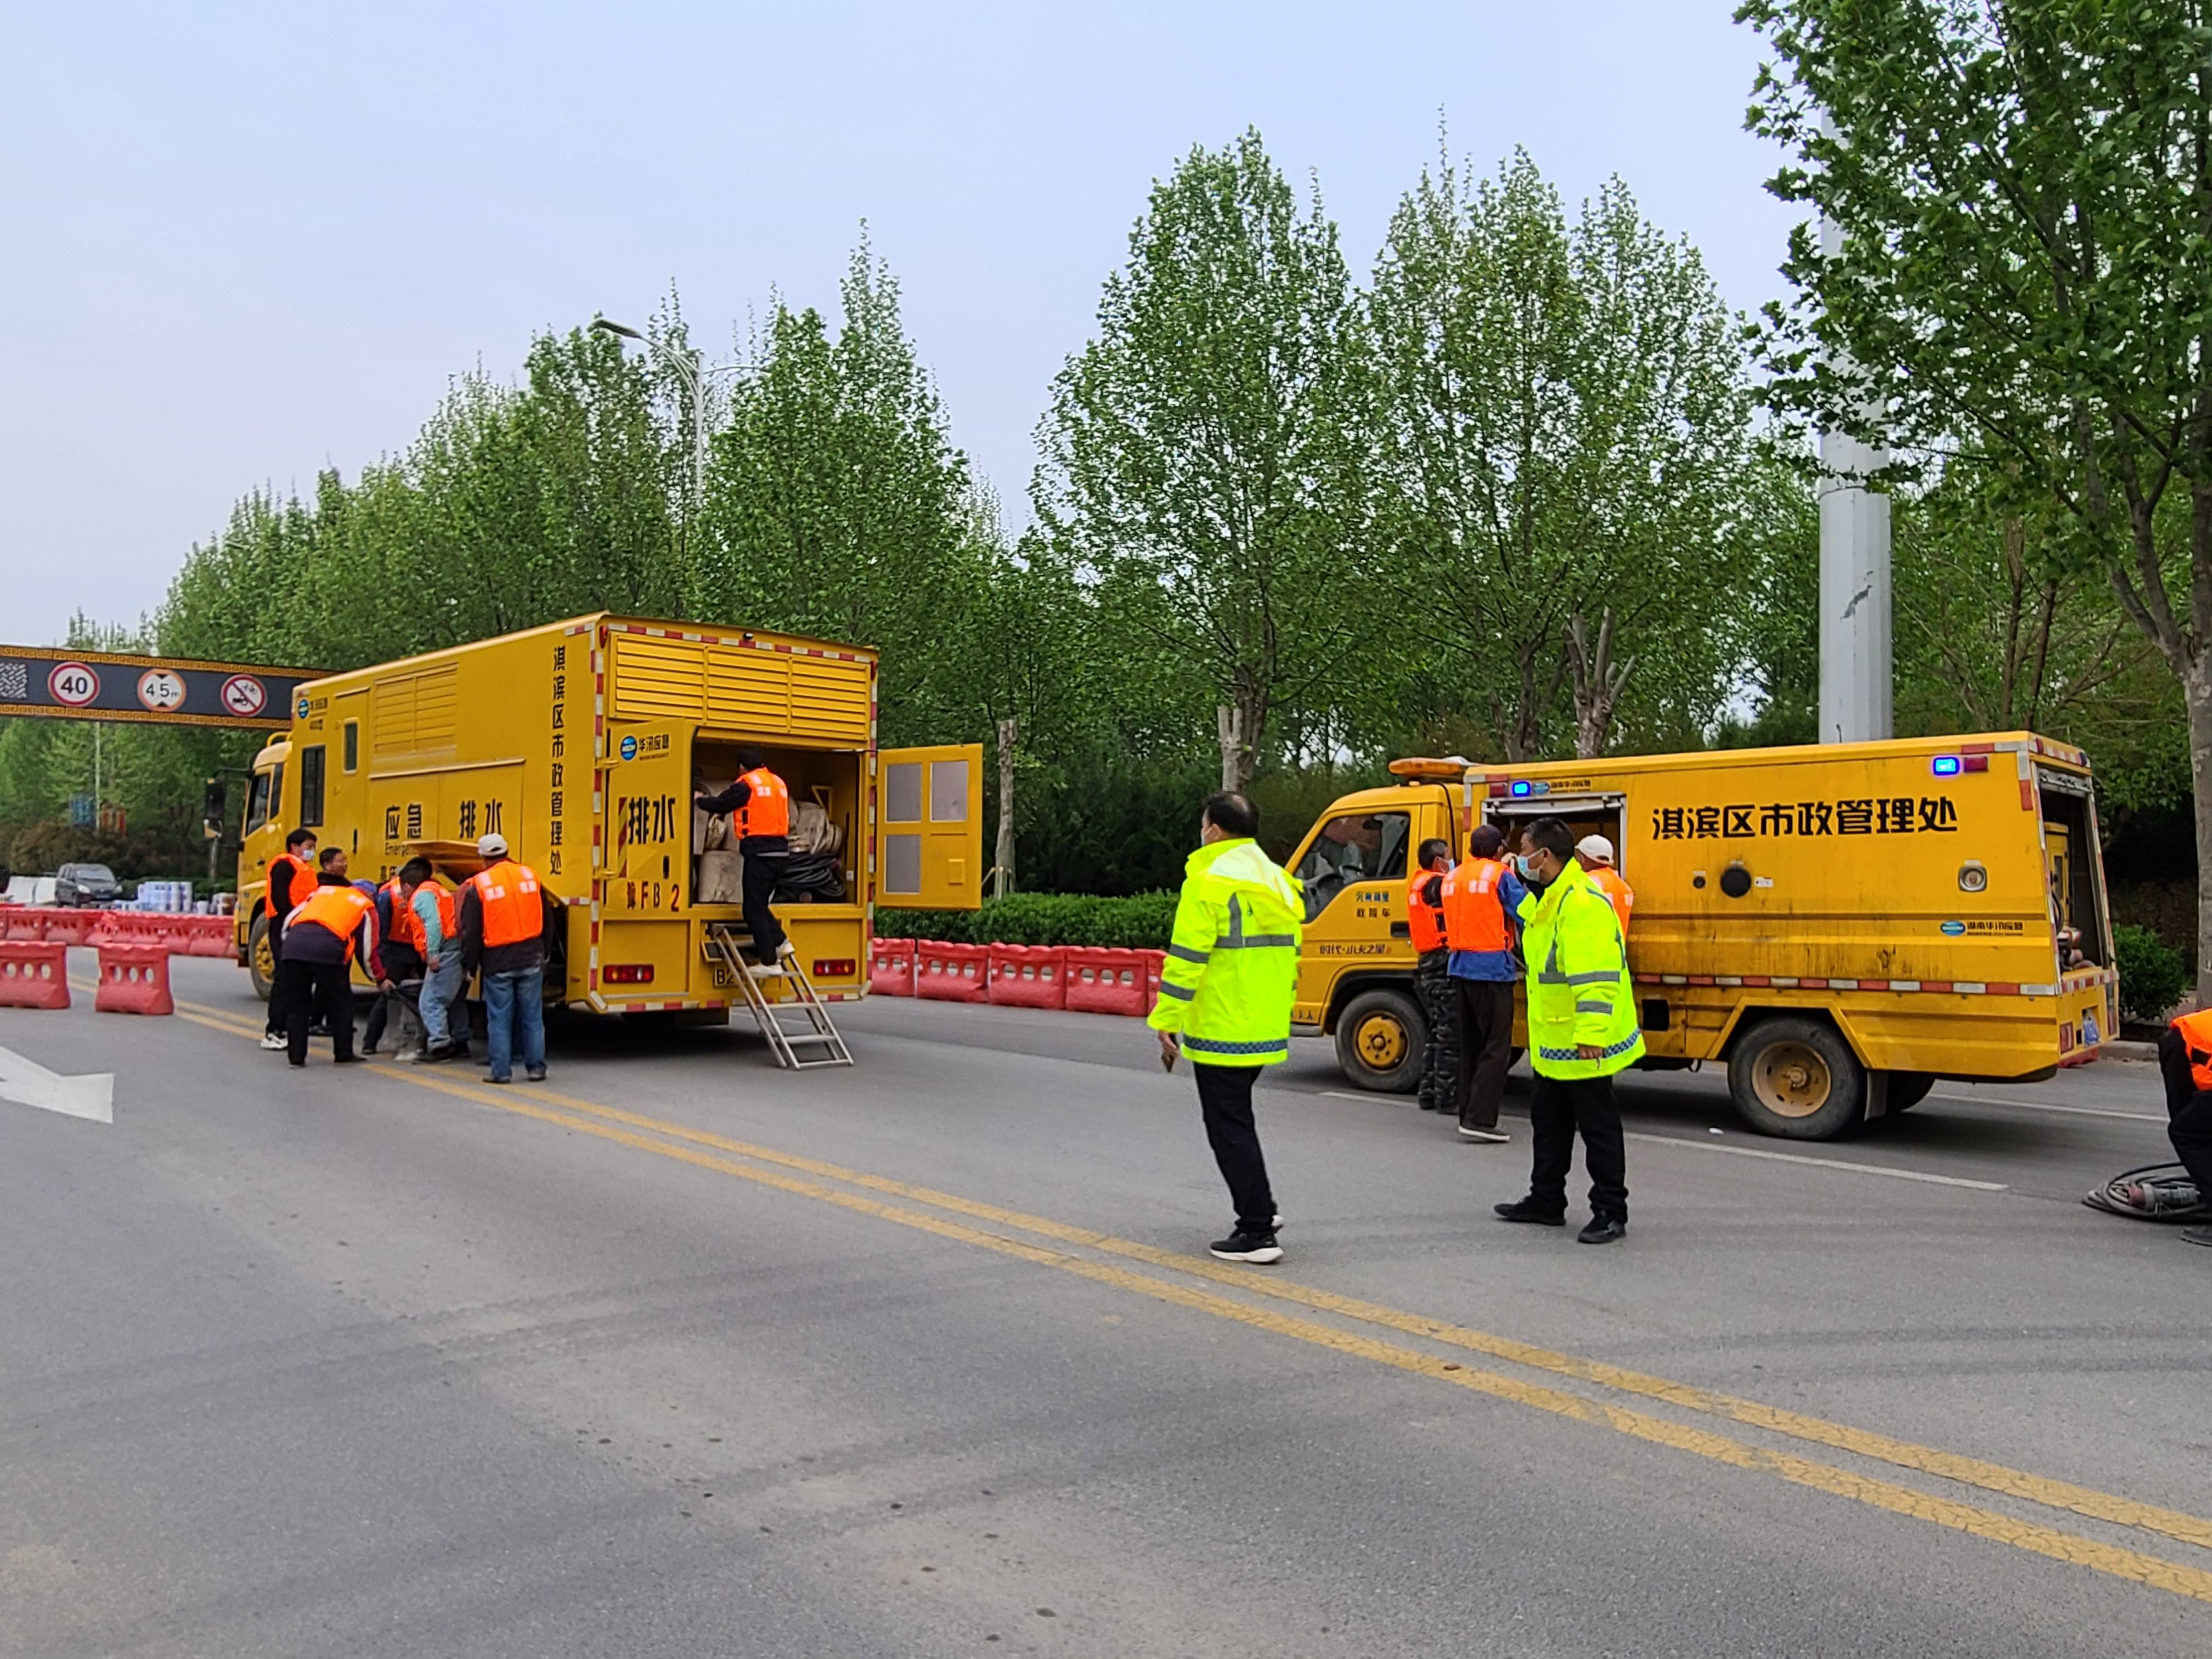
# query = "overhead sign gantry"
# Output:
<box><xmin>0</xmin><ymin>645</ymin><xmax>319</xmax><ymax>732</ymax></box>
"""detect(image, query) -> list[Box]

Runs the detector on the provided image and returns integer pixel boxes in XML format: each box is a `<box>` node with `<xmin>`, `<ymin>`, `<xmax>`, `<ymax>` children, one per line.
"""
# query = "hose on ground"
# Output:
<box><xmin>2081</xmin><ymin>1162</ymin><xmax>2211</xmax><ymax>1223</ymax></box>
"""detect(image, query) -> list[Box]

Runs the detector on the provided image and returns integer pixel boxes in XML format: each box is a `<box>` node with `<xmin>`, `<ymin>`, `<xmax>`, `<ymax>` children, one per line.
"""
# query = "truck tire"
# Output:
<box><xmin>247</xmin><ymin>913</ymin><xmax>275</xmax><ymax>1003</ymax></box>
<box><xmin>1726</xmin><ymin>1016</ymin><xmax>1865</xmax><ymax>1141</ymax></box>
<box><xmin>1335</xmin><ymin>986</ymin><xmax>1425</xmax><ymax>1094</ymax></box>
<box><xmin>1885</xmin><ymin>1071</ymin><xmax>1936</xmax><ymax>1113</ymax></box>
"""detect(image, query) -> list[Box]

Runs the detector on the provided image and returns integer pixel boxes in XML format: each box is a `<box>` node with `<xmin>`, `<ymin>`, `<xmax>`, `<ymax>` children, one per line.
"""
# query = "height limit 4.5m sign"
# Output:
<box><xmin>0</xmin><ymin>646</ymin><xmax>319</xmax><ymax>731</ymax></box>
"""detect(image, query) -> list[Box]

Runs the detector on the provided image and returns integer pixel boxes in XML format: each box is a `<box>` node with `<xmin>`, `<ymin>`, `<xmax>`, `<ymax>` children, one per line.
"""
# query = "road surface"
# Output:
<box><xmin>2</xmin><ymin>953</ymin><xmax>2206</xmax><ymax>1656</ymax></box>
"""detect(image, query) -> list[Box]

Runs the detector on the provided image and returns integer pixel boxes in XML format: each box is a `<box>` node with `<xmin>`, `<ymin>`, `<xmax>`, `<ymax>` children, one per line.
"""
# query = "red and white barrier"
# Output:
<box><xmin>986</xmin><ymin>944</ymin><xmax>1067</xmax><ymax>1011</ymax></box>
<box><xmin>870</xmin><ymin>937</ymin><xmax>917</xmax><ymax>997</ymax></box>
<box><xmin>93</xmin><ymin>943</ymin><xmax>174</xmax><ymax>1016</ymax></box>
<box><xmin>915</xmin><ymin>940</ymin><xmax>991</xmax><ymax>1004</ymax></box>
<box><xmin>1063</xmin><ymin>947</ymin><xmax>1150</xmax><ymax>1017</ymax></box>
<box><xmin>0</xmin><ymin>940</ymin><xmax>71</xmax><ymax>1009</ymax></box>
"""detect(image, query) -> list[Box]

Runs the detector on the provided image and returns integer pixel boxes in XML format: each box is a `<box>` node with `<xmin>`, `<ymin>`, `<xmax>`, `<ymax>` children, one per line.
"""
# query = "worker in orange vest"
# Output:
<box><xmin>1440</xmin><ymin>822</ymin><xmax>1532</xmax><ymax>1143</ymax></box>
<box><xmin>259</xmin><ymin>827</ymin><xmax>319</xmax><ymax>1049</ymax></box>
<box><xmin>1577</xmin><ymin>834</ymin><xmax>1634</xmax><ymax>938</ymax></box>
<box><xmin>458</xmin><ymin>832</ymin><xmax>550</xmax><ymax>1084</ymax></box>
<box><xmin>277</xmin><ymin>877</ymin><xmax>375</xmax><ymax>1068</ymax></box>
<box><xmin>396</xmin><ymin>857</ymin><xmax>467</xmax><ymax>1062</ymax></box>
<box><xmin>2156</xmin><ymin>1009</ymin><xmax>2212</xmax><ymax>1249</ymax></box>
<box><xmin>1406</xmin><ymin>837</ymin><xmax>1460</xmax><ymax>1115</ymax></box>
<box><xmin>693</xmin><ymin>747</ymin><xmax>792</xmax><ymax>967</ymax></box>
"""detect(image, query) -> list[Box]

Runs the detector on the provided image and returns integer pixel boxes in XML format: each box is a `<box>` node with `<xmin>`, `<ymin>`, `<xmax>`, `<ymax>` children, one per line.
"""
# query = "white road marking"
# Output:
<box><xmin>0</xmin><ymin>1045</ymin><xmax>114</xmax><ymax>1124</ymax></box>
<box><xmin>1928</xmin><ymin>1093</ymin><xmax>2166</xmax><ymax>1125</ymax></box>
<box><xmin>1622</xmin><ymin>1131</ymin><xmax>2004</xmax><ymax>1189</ymax></box>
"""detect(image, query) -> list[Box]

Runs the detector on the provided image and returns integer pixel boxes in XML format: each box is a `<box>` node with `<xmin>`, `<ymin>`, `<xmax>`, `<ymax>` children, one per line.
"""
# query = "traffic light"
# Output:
<box><xmin>202</xmin><ymin>777</ymin><xmax>227</xmax><ymax>840</ymax></box>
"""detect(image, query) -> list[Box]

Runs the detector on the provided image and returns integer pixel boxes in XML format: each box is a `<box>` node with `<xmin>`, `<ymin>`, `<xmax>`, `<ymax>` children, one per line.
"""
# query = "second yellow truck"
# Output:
<box><xmin>1286</xmin><ymin>733</ymin><xmax>2117</xmax><ymax>1139</ymax></box>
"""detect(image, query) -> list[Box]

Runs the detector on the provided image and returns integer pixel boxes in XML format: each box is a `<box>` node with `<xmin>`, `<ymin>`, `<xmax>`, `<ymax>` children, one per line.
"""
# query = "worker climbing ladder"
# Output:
<box><xmin>703</xmin><ymin>922</ymin><xmax>854</xmax><ymax>1070</ymax></box>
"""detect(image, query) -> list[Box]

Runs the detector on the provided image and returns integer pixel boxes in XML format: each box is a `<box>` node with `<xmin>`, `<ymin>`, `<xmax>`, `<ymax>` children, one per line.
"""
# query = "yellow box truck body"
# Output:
<box><xmin>1288</xmin><ymin>733</ymin><xmax>2117</xmax><ymax>1138</ymax></box>
<box><xmin>232</xmin><ymin>615</ymin><xmax>980</xmax><ymax>1015</ymax></box>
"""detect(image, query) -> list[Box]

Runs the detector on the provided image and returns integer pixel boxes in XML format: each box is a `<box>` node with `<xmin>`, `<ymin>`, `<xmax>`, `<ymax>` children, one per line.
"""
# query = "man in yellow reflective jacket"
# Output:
<box><xmin>1494</xmin><ymin>816</ymin><xmax>1641</xmax><ymax>1244</ymax></box>
<box><xmin>1149</xmin><ymin>791</ymin><xmax>1303</xmax><ymax>1264</ymax></box>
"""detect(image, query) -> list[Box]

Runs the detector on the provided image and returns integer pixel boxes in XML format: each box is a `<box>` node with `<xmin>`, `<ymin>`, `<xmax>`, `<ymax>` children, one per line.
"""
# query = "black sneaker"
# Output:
<box><xmin>1208</xmin><ymin>1229</ymin><xmax>1283</xmax><ymax>1265</ymax></box>
<box><xmin>1577</xmin><ymin>1216</ymin><xmax>1627</xmax><ymax>1245</ymax></box>
<box><xmin>1494</xmin><ymin>1200</ymin><xmax>1566</xmax><ymax>1226</ymax></box>
<box><xmin>332</xmin><ymin>1054</ymin><xmax>364</xmax><ymax>1066</ymax></box>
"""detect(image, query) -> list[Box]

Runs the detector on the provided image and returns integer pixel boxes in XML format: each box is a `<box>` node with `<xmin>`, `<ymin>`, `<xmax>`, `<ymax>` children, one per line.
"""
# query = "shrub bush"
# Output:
<box><xmin>2115</xmin><ymin>923</ymin><xmax>2190</xmax><ymax>1024</ymax></box>
<box><xmin>878</xmin><ymin>891</ymin><xmax>1178</xmax><ymax>950</ymax></box>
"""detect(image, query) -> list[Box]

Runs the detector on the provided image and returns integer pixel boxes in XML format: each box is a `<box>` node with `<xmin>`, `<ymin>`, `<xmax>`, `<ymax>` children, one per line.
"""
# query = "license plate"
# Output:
<box><xmin>709</xmin><ymin>962</ymin><xmax>738</xmax><ymax>989</ymax></box>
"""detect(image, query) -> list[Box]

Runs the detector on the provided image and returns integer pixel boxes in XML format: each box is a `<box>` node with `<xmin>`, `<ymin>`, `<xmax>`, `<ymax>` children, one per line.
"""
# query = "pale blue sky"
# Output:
<box><xmin>2</xmin><ymin>2</ymin><xmax>1797</xmax><ymax>647</ymax></box>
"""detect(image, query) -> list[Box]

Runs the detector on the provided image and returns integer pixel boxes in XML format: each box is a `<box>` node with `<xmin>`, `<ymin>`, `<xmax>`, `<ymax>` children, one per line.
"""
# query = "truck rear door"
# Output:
<box><xmin>605</xmin><ymin>722</ymin><xmax>691</xmax><ymax>916</ymax></box>
<box><xmin>875</xmin><ymin>744</ymin><xmax>984</xmax><ymax>911</ymax></box>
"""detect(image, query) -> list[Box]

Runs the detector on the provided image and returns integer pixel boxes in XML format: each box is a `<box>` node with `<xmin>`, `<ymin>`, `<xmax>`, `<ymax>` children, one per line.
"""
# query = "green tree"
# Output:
<box><xmin>1037</xmin><ymin>128</ymin><xmax>1367</xmax><ymax>791</ymax></box>
<box><xmin>1739</xmin><ymin>0</ymin><xmax>2212</xmax><ymax>993</ymax></box>
<box><xmin>1361</xmin><ymin>149</ymin><xmax>1763</xmax><ymax>762</ymax></box>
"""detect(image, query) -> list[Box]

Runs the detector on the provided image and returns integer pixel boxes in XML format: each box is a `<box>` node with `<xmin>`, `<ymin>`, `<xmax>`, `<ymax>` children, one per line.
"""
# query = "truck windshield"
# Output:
<box><xmin>1295</xmin><ymin>811</ymin><xmax>1410</xmax><ymax>921</ymax></box>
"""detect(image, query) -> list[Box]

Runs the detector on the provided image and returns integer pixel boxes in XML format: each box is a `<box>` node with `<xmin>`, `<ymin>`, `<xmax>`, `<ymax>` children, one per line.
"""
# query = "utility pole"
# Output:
<box><xmin>1816</xmin><ymin>157</ymin><xmax>1893</xmax><ymax>746</ymax></box>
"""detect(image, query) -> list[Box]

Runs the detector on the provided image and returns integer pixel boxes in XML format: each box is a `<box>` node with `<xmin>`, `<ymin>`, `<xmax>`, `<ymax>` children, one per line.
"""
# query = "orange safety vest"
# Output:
<box><xmin>289</xmin><ymin>884</ymin><xmax>374</xmax><ymax>962</ymax></box>
<box><xmin>1589</xmin><ymin>865</ymin><xmax>1634</xmax><ymax>938</ymax></box>
<box><xmin>2172</xmin><ymin>1008</ymin><xmax>2212</xmax><ymax>1092</ymax></box>
<box><xmin>390</xmin><ymin>882</ymin><xmax>458</xmax><ymax>954</ymax></box>
<box><xmin>1406</xmin><ymin>867</ymin><xmax>1449</xmax><ymax>954</ymax></box>
<box><xmin>1440</xmin><ymin>857</ymin><xmax>1512</xmax><ymax>953</ymax></box>
<box><xmin>264</xmin><ymin>851</ymin><xmax>314</xmax><ymax>918</ymax></box>
<box><xmin>735</xmin><ymin>767</ymin><xmax>790</xmax><ymax>838</ymax></box>
<box><xmin>470</xmin><ymin>859</ymin><xmax>543</xmax><ymax>949</ymax></box>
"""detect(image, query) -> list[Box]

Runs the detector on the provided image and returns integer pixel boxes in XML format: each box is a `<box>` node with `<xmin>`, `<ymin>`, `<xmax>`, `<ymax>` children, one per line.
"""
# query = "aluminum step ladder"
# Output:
<box><xmin>703</xmin><ymin>923</ymin><xmax>854</xmax><ymax>1071</ymax></box>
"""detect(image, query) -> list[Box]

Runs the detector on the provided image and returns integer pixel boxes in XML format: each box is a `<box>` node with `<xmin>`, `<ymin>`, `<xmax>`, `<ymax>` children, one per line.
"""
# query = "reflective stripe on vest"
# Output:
<box><xmin>1406</xmin><ymin>869</ymin><xmax>1448</xmax><ymax>953</ymax></box>
<box><xmin>264</xmin><ymin>853</ymin><xmax>314</xmax><ymax>917</ymax></box>
<box><xmin>1440</xmin><ymin>858</ymin><xmax>1510</xmax><ymax>953</ymax></box>
<box><xmin>2172</xmin><ymin>1008</ymin><xmax>2212</xmax><ymax>1092</ymax></box>
<box><xmin>290</xmin><ymin>885</ymin><xmax>373</xmax><ymax>961</ymax></box>
<box><xmin>736</xmin><ymin>768</ymin><xmax>790</xmax><ymax>838</ymax></box>
<box><xmin>471</xmin><ymin>860</ymin><xmax>543</xmax><ymax>949</ymax></box>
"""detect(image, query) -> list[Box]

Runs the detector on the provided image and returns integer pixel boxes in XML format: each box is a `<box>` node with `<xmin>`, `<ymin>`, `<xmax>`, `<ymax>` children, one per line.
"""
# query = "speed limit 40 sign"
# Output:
<box><xmin>48</xmin><ymin>662</ymin><xmax>100</xmax><ymax>707</ymax></box>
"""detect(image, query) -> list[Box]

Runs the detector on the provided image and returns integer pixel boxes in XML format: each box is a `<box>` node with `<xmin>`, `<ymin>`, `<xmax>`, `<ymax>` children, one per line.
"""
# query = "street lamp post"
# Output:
<box><xmin>591</xmin><ymin>317</ymin><xmax>748</xmax><ymax>607</ymax></box>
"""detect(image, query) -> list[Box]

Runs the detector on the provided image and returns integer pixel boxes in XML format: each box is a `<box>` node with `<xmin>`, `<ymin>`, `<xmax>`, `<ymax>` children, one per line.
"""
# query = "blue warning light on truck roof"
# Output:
<box><xmin>1931</xmin><ymin>755</ymin><xmax>1962</xmax><ymax>776</ymax></box>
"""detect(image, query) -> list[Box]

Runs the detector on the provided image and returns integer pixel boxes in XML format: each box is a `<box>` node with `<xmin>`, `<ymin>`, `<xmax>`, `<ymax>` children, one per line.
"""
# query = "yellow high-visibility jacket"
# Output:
<box><xmin>1517</xmin><ymin>859</ymin><xmax>1644</xmax><ymax>1079</ymax></box>
<box><xmin>1147</xmin><ymin>838</ymin><xmax>1304</xmax><ymax>1065</ymax></box>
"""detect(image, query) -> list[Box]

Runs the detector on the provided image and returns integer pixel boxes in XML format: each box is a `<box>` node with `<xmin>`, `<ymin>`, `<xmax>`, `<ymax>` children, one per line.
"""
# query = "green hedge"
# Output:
<box><xmin>878</xmin><ymin>891</ymin><xmax>1178</xmax><ymax>950</ymax></box>
<box><xmin>2115</xmin><ymin>923</ymin><xmax>2190</xmax><ymax>1024</ymax></box>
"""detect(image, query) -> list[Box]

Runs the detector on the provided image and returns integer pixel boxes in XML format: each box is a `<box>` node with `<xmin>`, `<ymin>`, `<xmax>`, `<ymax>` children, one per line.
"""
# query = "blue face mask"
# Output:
<box><xmin>1516</xmin><ymin>854</ymin><xmax>1544</xmax><ymax>883</ymax></box>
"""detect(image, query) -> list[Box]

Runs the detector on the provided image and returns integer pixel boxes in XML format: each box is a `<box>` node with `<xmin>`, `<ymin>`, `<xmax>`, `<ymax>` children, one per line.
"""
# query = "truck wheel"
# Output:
<box><xmin>1726</xmin><ymin>1016</ymin><xmax>1865</xmax><ymax>1141</ymax></box>
<box><xmin>247</xmin><ymin>914</ymin><xmax>275</xmax><ymax>1002</ymax></box>
<box><xmin>1886</xmin><ymin>1071</ymin><xmax>1936</xmax><ymax>1113</ymax></box>
<box><xmin>1335</xmin><ymin>986</ymin><xmax>1425</xmax><ymax>1094</ymax></box>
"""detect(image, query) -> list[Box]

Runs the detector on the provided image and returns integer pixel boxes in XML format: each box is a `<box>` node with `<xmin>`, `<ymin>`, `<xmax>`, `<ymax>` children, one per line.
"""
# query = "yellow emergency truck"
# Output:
<box><xmin>1290</xmin><ymin>733</ymin><xmax>2117</xmax><ymax>1139</ymax></box>
<box><xmin>231</xmin><ymin>614</ymin><xmax>981</xmax><ymax>1017</ymax></box>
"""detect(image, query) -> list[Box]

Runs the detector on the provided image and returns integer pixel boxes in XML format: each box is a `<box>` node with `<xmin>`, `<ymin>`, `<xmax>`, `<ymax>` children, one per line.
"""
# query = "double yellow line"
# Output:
<box><xmin>163</xmin><ymin>991</ymin><xmax>2212</xmax><ymax>1606</ymax></box>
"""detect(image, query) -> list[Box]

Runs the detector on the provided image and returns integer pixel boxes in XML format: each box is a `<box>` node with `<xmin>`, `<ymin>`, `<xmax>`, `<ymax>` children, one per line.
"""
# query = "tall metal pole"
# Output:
<box><xmin>592</xmin><ymin>318</ymin><xmax>742</xmax><ymax>613</ymax></box>
<box><xmin>1816</xmin><ymin>153</ymin><xmax>1893</xmax><ymax>746</ymax></box>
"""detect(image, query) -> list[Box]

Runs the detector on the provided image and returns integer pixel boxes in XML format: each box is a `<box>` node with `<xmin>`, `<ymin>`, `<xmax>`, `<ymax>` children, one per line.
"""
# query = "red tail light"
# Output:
<box><xmin>603</xmin><ymin>964</ymin><xmax>654</xmax><ymax>985</ymax></box>
<box><xmin>812</xmin><ymin>958</ymin><xmax>856</xmax><ymax>979</ymax></box>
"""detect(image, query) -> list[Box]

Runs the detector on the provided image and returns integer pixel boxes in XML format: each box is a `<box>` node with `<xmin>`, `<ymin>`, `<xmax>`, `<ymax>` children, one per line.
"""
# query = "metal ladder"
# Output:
<box><xmin>703</xmin><ymin>923</ymin><xmax>854</xmax><ymax>1071</ymax></box>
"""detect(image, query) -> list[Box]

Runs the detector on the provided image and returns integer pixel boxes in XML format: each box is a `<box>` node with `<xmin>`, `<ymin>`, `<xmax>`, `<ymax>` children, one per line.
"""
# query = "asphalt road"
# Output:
<box><xmin>2</xmin><ymin>953</ymin><xmax>2207</xmax><ymax>1657</ymax></box>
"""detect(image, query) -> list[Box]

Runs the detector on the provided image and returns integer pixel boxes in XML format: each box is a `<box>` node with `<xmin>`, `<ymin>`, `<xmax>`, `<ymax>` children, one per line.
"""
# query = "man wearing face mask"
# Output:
<box><xmin>1494</xmin><ymin>816</ymin><xmax>1640</xmax><ymax>1244</ymax></box>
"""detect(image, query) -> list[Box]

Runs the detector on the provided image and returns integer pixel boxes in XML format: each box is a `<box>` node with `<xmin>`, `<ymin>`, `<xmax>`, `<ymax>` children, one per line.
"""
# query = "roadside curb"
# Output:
<box><xmin>2101</xmin><ymin>1039</ymin><xmax>2157</xmax><ymax>1062</ymax></box>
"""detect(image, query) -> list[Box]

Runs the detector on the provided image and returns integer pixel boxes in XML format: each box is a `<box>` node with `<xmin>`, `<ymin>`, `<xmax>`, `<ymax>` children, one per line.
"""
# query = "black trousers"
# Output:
<box><xmin>1415</xmin><ymin>951</ymin><xmax>1462</xmax><ymax>1111</ymax></box>
<box><xmin>2155</xmin><ymin>1029</ymin><xmax>2212</xmax><ymax>1195</ymax></box>
<box><xmin>740</xmin><ymin>847</ymin><xmax>788</xmax><ymax>962</ymax></box>
<box><xmin>279</xmin><ymin>959</ymin><xmax>355</xmax><ymax>1065</ymax></box>
<box><xmin>1527</xmin><ymin>1072</ymin><xmax>1628</xmax><ymax>1221</ymax></box>
<box><xmin>1193</xmin><ymin>1062</ymin><xmax>1277</xmax><ymax>1233</ymax></box>
<box><xmin>1455</xmin><ymin>977</ymin><xmax>1517</xmax><ymax>1130</ymax></box>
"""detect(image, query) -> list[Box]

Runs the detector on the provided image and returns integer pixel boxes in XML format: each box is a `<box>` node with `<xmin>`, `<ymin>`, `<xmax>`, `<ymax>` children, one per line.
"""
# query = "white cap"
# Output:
<box><xmin>477</xmin><ymin>832</ymin><xmax>509</xmax><ymax>859</ymax></box>
<box><xmin>1576</xmin><ymin>834</ymin><xmax>1615</xmax><ymax>865</ymax></box>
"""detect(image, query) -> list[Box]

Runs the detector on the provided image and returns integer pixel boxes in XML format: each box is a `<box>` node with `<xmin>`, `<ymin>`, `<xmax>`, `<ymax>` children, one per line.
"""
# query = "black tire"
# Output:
<box><xmin>1726</xmin><ymin>1016</ymin><xmax>1866</xmax><ymax>1141</ymax></box>
<box><xmin>1334</xmin><ymin>985</ymin><xmax>1426</xmax><ymax>1094</ymax></box>
<box><xmin>247</xmin><ymin>913</ymin><xmax>276</xmax><ymax>1003</ymax></box>
<box><xmin>1886</xmin><ymin>1071</ymin><xmax>1936</xmax><ymax>1113</ymax></box>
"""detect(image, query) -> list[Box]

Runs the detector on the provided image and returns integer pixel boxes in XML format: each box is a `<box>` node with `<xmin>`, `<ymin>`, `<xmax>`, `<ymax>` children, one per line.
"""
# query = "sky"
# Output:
<box><xmin>0</xmin><ymin>1</ymin><xmax>1801</xmax><ymax>650</ymax></box>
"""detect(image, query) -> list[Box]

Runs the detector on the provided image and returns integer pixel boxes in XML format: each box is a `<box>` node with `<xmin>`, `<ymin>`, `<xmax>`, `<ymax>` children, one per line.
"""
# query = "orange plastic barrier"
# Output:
<box><xmin>1</xmin><ymin>910</ymin><xmax>46</xmax><ymax>943</ymax></box>
<box><xmin>0</xmin><ymin>940</ymin><xmax>71</xmax><ymax>1009</ymax></box>
<box><xmin>1063</xmin><ymin>947</ymin><xmax>1149</xmax><ymax>1017</ymax></box>
<box><xmin>869</xmin><ymin>938</ymin><xmax>916</xmax><ymax>997</ymax></box>
<box><xmin>40</xmin><ymin>910</ymin><xmax>99</xmax><ymax>947</ymax></box>
<box><xmin>986</xmin><ymin>944</ymin><xmax>1067</xmax><ymax>1011</ymax></box>
<box><xmin>915</xmin><ymin>940</ymin><xmax>990</xmax><ymax>1003</ymax></box>
<box><xmin>94</xmin><ymin>943</ymin><xmax>174</xmax><ymax>1015</ymax></box>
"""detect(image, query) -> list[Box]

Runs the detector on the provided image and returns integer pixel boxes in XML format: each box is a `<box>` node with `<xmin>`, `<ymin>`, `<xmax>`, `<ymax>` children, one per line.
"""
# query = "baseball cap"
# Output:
<box><xmin>477</xmin><ymin>832</ymin><xmax>509</xmax><ymax>859</ymax></box>
<box><xmin>1576</xmin><ymin>834</ymin><xmax>1615</xmax><ymax>864</ymax></box>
